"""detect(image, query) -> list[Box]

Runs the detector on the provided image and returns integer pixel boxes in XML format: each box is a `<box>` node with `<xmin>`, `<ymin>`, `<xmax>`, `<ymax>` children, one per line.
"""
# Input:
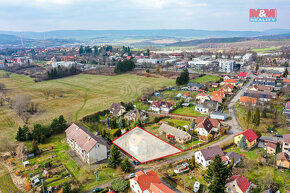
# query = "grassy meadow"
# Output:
<box><xmin>190</xmin><ymin>75</ymin><xmax>220</xmax><ymax>84</ymax></box>
<box><xmin>0</xmin><ymin>71</ymin><xmax>174</xmax><ymax>139</ymax></box>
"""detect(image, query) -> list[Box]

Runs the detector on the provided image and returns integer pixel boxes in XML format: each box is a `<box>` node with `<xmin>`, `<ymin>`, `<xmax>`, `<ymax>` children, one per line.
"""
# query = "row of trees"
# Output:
<box><xmin>246</xmin><ymin>108</ymin><xmax>261</xmax><ymax>126</ymax></box>
<box><xmin>47</xmin><ymin>65</ymin><xmax>79</xmax><ymax>80</ymax></box>
<box><xmin>176</xmin><ymin>69</ymin><xmax>189</xmax><ymax>85</ymax></box>
<box><xmin>79</xmin><ymin>45</ymin><xmax>113</xmax><ymax>56</ymax></box>
<box><xmin>114</xmin><ymin>59</ymin><xmax>135</xmax><ymax>74</ymax></box>
<box><xmin>16</xmin><ymin>115</ymin><xmax>67</xmax><ymax>143</ymax></box>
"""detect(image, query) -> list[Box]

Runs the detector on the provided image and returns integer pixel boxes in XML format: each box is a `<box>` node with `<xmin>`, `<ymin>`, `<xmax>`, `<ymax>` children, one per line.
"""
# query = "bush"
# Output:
<box><xmin>111</xmin><ymin>178</ymin><xmax>128</xmax><ymax>192</ymax></box>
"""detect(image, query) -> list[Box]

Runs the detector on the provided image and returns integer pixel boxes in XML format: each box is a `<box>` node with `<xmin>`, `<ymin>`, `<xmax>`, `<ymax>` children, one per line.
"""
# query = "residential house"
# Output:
<box><xmin>195</xmin><ymin>145</ymin><xmax>224</xmax><ymax>167</ymax></box>
<box><xmin>159</xmin><ymin>123</ymin><xmax>191</xmax><ymax>144</ymax></box>
<box><xmin>130</xmin><ymin>170</ymin><xmax>175</xmax><ymax>193</ymax></box>
<box><xmin>234</xmin><ymin>129</ymin><xmax>258</xmax><ymax>149</ymax></box>
<box><xmin>196</xmin><ymin>93</ymin><xmax>211</xmax><ymax>104</ymax></box>
<box><xmin>282</xmin><ymin>101</ymin><xmax>290</xmax><ymax>115</ymax></box>
<box><xmin>194</xmin><ymin>117</ymin><xmax>220</xmax><ymax>137</ymax></box>
<box><xmin>244</xmin><ymin>90</ymin><xmax>276</xmax><ymax>102</ymax></box>
<box><xmin>124</xmin><ymin>108</ymin><xmax>147</xmax><ymax>122</ymax></box>
<box><xmin>128</xmin><ymin>133</ymin><xmax>148</xmax><ymax>155</ymax></box>
<box><xmin>222</xmin><ymin>79</ymin><xmax>238</xmax><ymax>86</ymax></box>
<box><xmin>276</xmin><ymin>152</ymin><xmax>290</xmax><ymax>169</ymax></box>
<box><xmin>187</xmin><ymin>83</ymin><xmax>204</xmax><ymax>91</ymax></box>
<box><xmin>226</xmin><ymin>175</ymin><xmax>252</xmax><ymax>193</ymax></box>
<box><xmin>212</xmin><ymin>89</ymin><xmax>225</xmax><ymax>103</ymax></box>
<box><xmin>65</xmin><ymin>123</ymin><xmax>107</xmax><ymax>164</ymax></box>
<box><xmin>210</xmin><ymin>112</ymin><xmax>227</xmax><ymax>121</ymax></box>
<box><xmin>239</xmin><ymin>96</ymin><xmax>257</xmax><ymax>106</ymax></box>
<box><xmin>149</xmin><ymin>101</ymin><xmax>173</xmax><ymax>113</ymax></box>
<box><xmin>248</xmin><ymin>85</ymin><xmax>274</xmax><ymax>92</ymax></box>
<box><xmin>108</xmin><ymin>103</ymin><xmax>126</xmax><ymax>116</ymax></box>
<box><xmin>258</xmin><ymin>136</ymin><xmax>281</xmax><ymax>149</ymax></box>
<box><xmin>282</xmin><ymin>134</ymin><xmax>290</xmax><ymax>154</ymax></box>
<box><xmin>238</xmin><ymin>72</ymin><xmax>248</xmax><ymax>79</ymax></box>
<box><xmin>266</xmin><ymin>142</ymin><xmax>277</xmax><ymax>154</ymax></box>
<box><xmin>225</xmin><ymin>152</ymin><xmax>241</xmax><ymax>166</ymax></box>
<box><xmin>253</xmin><ymin>78</ymin><xmax>276</xmax><ymax>86</ymax></box>
<box><xmin>204</xmin><ymin>100</ymin><xmax>219</xmax><ymax>112</ymax></box>
<box><xmin>195</xmin><ymin>104</ymin><xmax>209</xmax><ymax>114</ymax></box>
<box><xmin>221</xmin><ymin>84</ymin><xmax>234</xmax><ymax>93</ymax></box>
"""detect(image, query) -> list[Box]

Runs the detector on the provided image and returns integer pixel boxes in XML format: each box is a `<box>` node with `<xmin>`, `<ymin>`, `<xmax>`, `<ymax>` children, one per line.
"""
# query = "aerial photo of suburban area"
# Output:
<box><xmin>0</xmin><ymin>0</ymin><xmax>289</xmax><ymax>193</ymax></box>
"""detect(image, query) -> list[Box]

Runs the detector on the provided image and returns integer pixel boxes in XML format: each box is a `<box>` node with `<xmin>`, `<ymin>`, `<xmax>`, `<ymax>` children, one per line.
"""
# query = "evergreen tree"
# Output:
<box><xmin>253</xmin><ymin>108</ymin><xmax>260</xmax><ymax>126</ymax></box>
<box><xmin>51</xmin><ymin>115</ymin><xmax>67</xmax><ymax>134</ymax></box>
<box><xmin>79</xmin><ymin>46</ymin><xmax>84</xmax><ymax>56</ymax></box>
<box><xmin>121</xmin><ymin>158</ymin><xmax>131</xmax><ymax>173</ymax></box>
<box><xmin>255</xmin><ymin>64</ymin><xmax>259</xmax><ymax>72</ymax></box>
<box><xmin>246</xmin><ymin>109</ymin><xmax>252</xmax><ymax>124</ymax></box>
<box><xmin>262</xmin><ymin>109</ymin><xmax>267</xmax><ymax>118</ymax></box>
<box><xmin>118</xmin><ymin>117</ymin><xmax>125</xmax><ymax>129</ymax></box>
<box><xmin>190</xmin><ymin>121</ymin><xmax>195</xmax><ymax>129</ymax></box>
<box><xmin>283</xmin><ymin>69</ymin><xmax>289</xmax><ymax>78</ymax></box>
<box><xmin>238</xmin><ymin>135</ymin><xmax>248</xmax><ymax>149</ymax></box>
<box><xmin>16</xmin><ymin>127</ymin><xmax>25</xmax><ymax>141</ymax></box>
<box><xmin>189</xmin><ymin>156</ymin><xmax>196</xmax><ymax>169</ymax></box>
<box><xmin>108</xmin><ymin>145</ymin><xmax>122</xmax><ymax>168</ymax></box>
<box><xmin>22</xmin><ymin>125</ymin><xmax>31</xmax><ymax>141</ymax></box>
<box><xmin>109</xmin><ymin>118</ymin><xmax>117</xmax><ymax>129</ymax></box>
<box><xmin>113</xmin><ymin>129</ymin><xmax>122</xmax><ymax>138</ymax></box>
<box><xmin>31</xmin><ymin>140</ymin><xmax>39</xmax><ymax>154</ymax></box>
<box><xmin>146</xmin><ymin>49</ymin><xmax>150</xmax><ymax>56</ymax></box>
<box><xmin>205</xmin><ymin>155</ymin><xmax>230</xmax><ymax>193</ymax></box>
<box><xmin>106</xmin><ymin>117</ymin><xmax>110</xmax><ymax>127</ymax></box>
<box><xmin>176</xmin><ymin>69</ymin><xmax>189</xmax><ymax>85</ymax></box>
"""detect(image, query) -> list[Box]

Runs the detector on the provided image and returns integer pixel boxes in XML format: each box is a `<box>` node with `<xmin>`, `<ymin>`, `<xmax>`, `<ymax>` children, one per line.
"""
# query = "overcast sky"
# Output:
<box><xmin>0</xmin><ymin>0</ymin><xmax>289</xmax><ymax>32</ymax></box>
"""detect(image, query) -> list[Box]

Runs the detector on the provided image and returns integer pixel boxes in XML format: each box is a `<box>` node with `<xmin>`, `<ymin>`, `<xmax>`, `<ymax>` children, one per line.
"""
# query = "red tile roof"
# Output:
<box><xmin>224</xmin><ymin>79</ymin><xmax>237</xmax><ymax>84</ymax></box>
<box><xmin>212</xmin><ymin>96</ymin><xmax>223</xmax><ymax>103</ymax></box>
<box><xmin>228</xmin><ymin>175</ymin><xmax>251</xmax><ymax>193</ymax></box>
<box><xmin>150</xmin><ymin>101</ymin><xmax>173</xmax><ymax>109</ymax></box>
<box><xmin>133</xmin><ymin>170</ymin><xmax>161</xmax><ymax>191</ymax></box>
<box><xmin>283</xmin><ymin>134</ymin><xmax>290</xmax><ymax>143</ymax></box>
<box><xmin>240</xmin><ymin>96</ymin><xmax>257</xmax><ymax>105</ymax></box>
<box><xmin>150</xmin><ymin>182</ymin><xmax>175</xmax><ymax>193</ymax></box>
<box><xmin>234</xmin><ymin>129</ymin><xmax>258</xmax><ymax>142</ymax></box>
<box><xmin>212</xmin><ymin>89</ymin><xmax>225</xmax><ymax>98</ymax></box>
<box><xmin>286</xmin><ymin>101</ymin><xmax>290</xmax><ymax>110</ymax></box>
<box><xmin>267</xmin><ymin>142</ymin><xmax>276</xmax><ymax>149</ymax></box>
<box><xmin>221</xmin><ymin>155</ymin><xmax>229</xmax><ymax>162</ymax></box>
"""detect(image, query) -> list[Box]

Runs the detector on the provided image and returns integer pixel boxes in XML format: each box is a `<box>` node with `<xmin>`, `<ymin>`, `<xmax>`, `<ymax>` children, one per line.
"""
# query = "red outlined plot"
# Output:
<box><xmin>113</xmin><ymin>126</ymin><xmax>183</xmax><ymax>164</ymax></box>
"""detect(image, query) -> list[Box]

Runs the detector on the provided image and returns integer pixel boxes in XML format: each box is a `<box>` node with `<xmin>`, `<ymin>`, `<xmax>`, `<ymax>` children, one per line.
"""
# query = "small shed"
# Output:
<box><xmin>23</xmin><ymin>161</ymin><xmax>29</xmax><ymax>167</ymax></box>
<box><xmin>210</xmin><ymin>112</ymin><xmax>227</xmax><ymax>120</ymax></box>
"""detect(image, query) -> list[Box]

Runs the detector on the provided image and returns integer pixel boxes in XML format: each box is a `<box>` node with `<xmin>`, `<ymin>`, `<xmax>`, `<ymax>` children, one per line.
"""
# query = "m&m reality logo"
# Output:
<box><xmin>249</xmin><ymin>9</ymin><xmax>277</xmax><ymax>22</ymax></box>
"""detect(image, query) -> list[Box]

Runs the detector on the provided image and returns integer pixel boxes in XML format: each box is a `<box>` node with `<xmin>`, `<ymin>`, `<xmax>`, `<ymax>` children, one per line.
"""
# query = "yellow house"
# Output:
<box><xmin>234</xmin><ymin>129</ymin><xmax>258</xmax><ymax>149</ymax></box>
<box><xmin>276</xmin><ymin>152</ymin><xmax>290</xmax><ymax>169</ymax></box>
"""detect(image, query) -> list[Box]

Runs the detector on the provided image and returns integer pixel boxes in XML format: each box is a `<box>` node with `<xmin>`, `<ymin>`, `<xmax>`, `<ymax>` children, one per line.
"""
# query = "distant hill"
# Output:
<box><xmin>1</xmin><ymin>29</ymin><xmax>290</xmax><ymax>40</ymax></box>
<box><xmin>0</xmin><ymin>34</ymin><xmax>23</xmax><ymax>45</ymax></box>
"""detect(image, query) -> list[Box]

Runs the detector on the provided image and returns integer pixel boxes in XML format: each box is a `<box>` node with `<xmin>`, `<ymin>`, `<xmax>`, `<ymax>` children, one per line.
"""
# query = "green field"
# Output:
<box><xmin>190</xmin><ymin>75</ymin><xmax>220</xmax><ymax>84</ymax></box>
<box><xmin>0</xmin><ymin>71</ymin><xmax>174</xmax><ymax>139</ymax></box>
<box><xmin>252</xmin><ymin>46</ymin><xmax>281</xmax><ymax>53</ymax></box>
<box><xmin>172</xmin><ymin>106</ymin><xmax>203</xmax><ymax>117</ymax></box>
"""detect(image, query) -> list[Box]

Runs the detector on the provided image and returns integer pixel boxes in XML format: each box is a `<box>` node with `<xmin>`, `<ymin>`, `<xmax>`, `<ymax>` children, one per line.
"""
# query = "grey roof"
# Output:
<box><xmin>226</xmin><ymin>152</ymin><xmax>241</xmax><ymax>163</ymax></box>
<box><xmin>259</xmin><ymin>136</ymin><xmax>281</xmax><ymax>143</ymax></box>
<box><xmin>108</xmin><ymin>103</ymin><xmax>125</xmax><ymax>116</ymax></box>
<box><xmin>188</xmin><ymin>83</ymin><xmax>203</xmax><ymax>88</ymax></box>
<box><xmin>159</xmin><ymin>123</ymin><xmax>191</xmax><ymax>140</ymax></box>
<box><xmin>200</xmin><ymin>145</ymin><xmax>224</xmax><ymax>161</ymax></box>
<box><xmin>204</xmin><ymin>100</ymin><xmax>219</xmax><ymax>111</ymax></box>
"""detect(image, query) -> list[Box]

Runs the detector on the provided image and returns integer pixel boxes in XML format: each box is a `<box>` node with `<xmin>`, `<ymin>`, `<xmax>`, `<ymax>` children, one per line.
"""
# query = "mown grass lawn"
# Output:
<box><xmin>190</xmin><ymin>75</ymin><xmax>220</xmax><ymax>84</ymax></box>
<box><xmin>0</xmin><ymin>164</ymin><xmax>23</xmax><ymax>193</ymax></box>
<box><xmin>252</xmin><ymin>46</ymin><xmax>281</xmax><ymax>53</ymax></box>
<box><xmin>172</xmin><ymin>106</ymin><xmax>203</xmax><ymax>117</ymax></box>
<box><xmin>162</xmin><ymin>118</ymin><xmax>191</xmax><ymax>127</ymax></box>
<box><xmin>224</xmin><ymin>146</ymin><xmax>263</xmax><ymax>160</ymax></box>
<box><xmin>0</xmin><ymin>71</ymin><xmax>174</xmax><ymax>140</ymax></box>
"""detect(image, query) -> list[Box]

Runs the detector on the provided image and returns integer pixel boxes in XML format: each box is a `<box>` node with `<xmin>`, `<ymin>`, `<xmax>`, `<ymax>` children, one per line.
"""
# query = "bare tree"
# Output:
<box><xmin>11</xmin><ymin>95</ymin><xmax>31</xmax><ymax>115</ymax></box>
<box><xmin>0</xmin><ymin>83</ymin><xmax>5</xmax><ymax>90</ymax></box>
<box><xmin>21</xmin><ymin>112</ymin><xmax>31</xmax><ymax>124</ymax></box>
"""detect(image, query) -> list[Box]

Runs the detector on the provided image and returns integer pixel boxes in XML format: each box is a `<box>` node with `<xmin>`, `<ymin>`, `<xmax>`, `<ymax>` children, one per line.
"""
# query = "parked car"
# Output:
<box><xmin>275</xmin><ymin>134</ymin><xmax>283</xmax><ymax>138</ymax></box>
<box><xmin>133</xmin><ymin>160</ymin><xmax>140</xmax><ymax>165</ymax></box>
<box><xmin>128</xmin><ymin>173</ymin><xmax>135</xmax><ymax>179</ymax></box>
<box><xmin>93</xmin><ymin>188</ymin><xmax>103</xmax><ymax>192</ymax></box>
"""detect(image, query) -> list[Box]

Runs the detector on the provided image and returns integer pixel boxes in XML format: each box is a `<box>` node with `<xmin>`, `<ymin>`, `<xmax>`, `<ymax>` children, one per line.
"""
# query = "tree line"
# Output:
<box><xmin>16</xmin><ymin>115</ymin><xmax>67</xmax><ymax>143</ymax></box>
<box><xmin>114</xmin><ymin>59</ymin><xmax>135</xmax><ymax>74</ymax></box>
<box><xmin>47</xmin><ymin>65</ymin><xmax>79</xmax><ymax>80</ymax></box>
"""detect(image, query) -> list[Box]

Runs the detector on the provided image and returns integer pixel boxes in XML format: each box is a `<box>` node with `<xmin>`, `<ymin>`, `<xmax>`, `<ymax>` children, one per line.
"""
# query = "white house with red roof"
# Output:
<box><xmin>149</xmin><ymin>100</ymin><xmax>173</xmax><ymax>113</ymax></box>
<box><xmin>196</xmin><ymin>93</ymin><xmax>211</xmax><ymax>104</ymax></box>
<box><xmin>226</xmin><ymin>175</ymin><xmax>252</xmax><ymax>193</ymax></box>
<box><xmin>130</xmin><ymin>170</ymin><xmax>175</xmax><ymax>193</ymax></box>
<box><xmin>65</xmin><ymin>123</ymin><xmax>107</xmax><ymax>164</ymax></box>
<box><xmin>234</xmin><ymin>129</ymin><xmax>258</xmax><ymax>149</ymax></box>
<box><xmin>194</xmin><ymin>117</ymin><xmax>220</xmax><ymax>137</ymax></box>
